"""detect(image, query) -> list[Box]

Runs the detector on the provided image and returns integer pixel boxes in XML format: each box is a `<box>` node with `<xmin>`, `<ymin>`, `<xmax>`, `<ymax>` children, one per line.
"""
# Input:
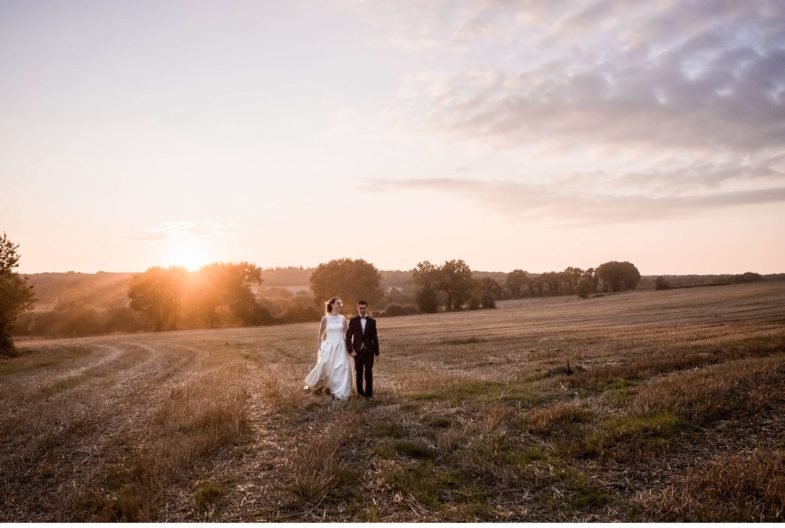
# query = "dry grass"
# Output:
<box><xmin>528</xmin><ymin>401</ymin><xmax>593</xmax><ymax>436</ymax></box>
<box><xmin>631</xmin><ymin>354</ymin><xmax>785</xmax><ymax>423</ymax></box>
<box><xmin>285</xmin><ymin>412</ymin><xmax>359</xmax><ymax>505</ymax></box>
<box><xmin>1</xmin><ymin>281</ymin><xmax>784</xmax><ymax>521</ymax></box>
<box><xmin>640</xmin><ymin>448</ymin><xmax>785</xmax><ymax>521</ymax></box>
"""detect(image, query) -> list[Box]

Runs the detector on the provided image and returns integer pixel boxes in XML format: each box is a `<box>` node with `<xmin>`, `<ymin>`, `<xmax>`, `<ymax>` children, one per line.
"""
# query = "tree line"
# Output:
<box><xmin>1</xmin><ymin>229</ymin><xmax>770</xmax><ymax>348</ymax></box>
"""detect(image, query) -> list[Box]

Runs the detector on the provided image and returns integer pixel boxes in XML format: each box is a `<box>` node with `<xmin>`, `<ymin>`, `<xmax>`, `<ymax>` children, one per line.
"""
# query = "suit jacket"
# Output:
<box><xmin>345</xmin><ymin>315</ymin><xmax>379</xmax><ymax>356</ymax></box>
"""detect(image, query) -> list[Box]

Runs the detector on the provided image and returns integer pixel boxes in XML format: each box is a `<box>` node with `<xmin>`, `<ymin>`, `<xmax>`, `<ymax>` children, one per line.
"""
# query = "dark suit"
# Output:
<box><xmin>345</xmin><ymin>315</ymin><xmax>379</xmax><ymax>397</ymax></box>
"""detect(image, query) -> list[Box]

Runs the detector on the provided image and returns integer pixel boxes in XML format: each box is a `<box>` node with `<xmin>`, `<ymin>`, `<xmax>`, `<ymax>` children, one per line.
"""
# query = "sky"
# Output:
<box><xmin>1</xmin><ymin>0</ymin><xmax>784</xmax><ymax>275</ymax></box>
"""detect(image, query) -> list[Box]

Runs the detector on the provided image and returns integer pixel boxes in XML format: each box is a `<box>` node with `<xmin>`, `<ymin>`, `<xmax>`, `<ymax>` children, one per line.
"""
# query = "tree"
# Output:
<box><xmin>596</xmin><ymin>261</ymin><xmax>641</xmax><ymax>292</ymax></box>
<box><xmin>475</xmin><ymin>277</ymin><xmax>501</xmax><ymax>308</ymax></box>
<box><xmin>412</xmin><ymin>261</ymin><xmax>440</xmax><ymax>313</ymax></box>
<box><xmin>0</xmin><ymin>233</ymin><xmax>36</xmax><ymax>355</ymax></box>
<box><xmin>197</xmin><ymin>262</ymin><xmax>265</xmax><ymax>325</ymax></box>
<box><xmin>128</xmin><ymin>267</ymin><xmax>187</xmax><ymax>330</ymax></box>
<box><xmin>310</xmin><ymin>258</ymin><xmax>383</xmax><ymax>313</ymax></box>
<box><xmin>505</xmin><ymin>269</ymin><xmax>529</xmax><ymax>298</ymax></box>
<box><xmin>575</xmin><ymin>277</ymin><xmax>593</xmax><ymax>299</ymax></box>
<box><xmin>583</xmin><ymin>267</ymin><xmax>599</xmax><ymax>293</ymax></box>
<box><xmin>438</xmin><ymin>259</ymin><xmax>474</xmax><ymax>310</ymax></box>
<box><xmin>541</xmin><ymin>272</ymin><xmax>562</xmax><ymax>296</ymax></box>
<box><xmin>729</xmin><ymin>272</ymin><xmax>763</xmax><ymax>284</ymax></box>
<box><xmin>654</xmin><ymin>276</ymin><xmax>670</xmax><ymax>290</ymax></box>
<box><xmin>563</xmin><ymin>267</ymin><xmax>584</xmax><ymax>294</ymax></box>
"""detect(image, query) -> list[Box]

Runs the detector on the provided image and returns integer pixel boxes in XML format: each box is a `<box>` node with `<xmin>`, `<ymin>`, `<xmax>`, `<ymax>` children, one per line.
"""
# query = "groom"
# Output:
<box><xmin>345</xmin><ymin>300</ymin><xmax>379</xmax><ymax>399</ymax></box>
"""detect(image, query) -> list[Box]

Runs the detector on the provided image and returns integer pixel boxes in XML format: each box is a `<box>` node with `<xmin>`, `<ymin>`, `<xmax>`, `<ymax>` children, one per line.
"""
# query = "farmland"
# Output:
<box><xmin>1</xmin><ymin>281</ymin><xmax>784</xmax><ymax>521</ymax></box>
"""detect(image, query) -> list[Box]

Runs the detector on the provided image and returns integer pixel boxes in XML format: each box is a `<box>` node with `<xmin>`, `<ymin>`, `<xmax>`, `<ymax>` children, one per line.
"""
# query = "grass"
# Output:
<box><xmin>285</xmin><ymin>413</ymin><xmax>359</xmax><ymax>504</ymax></box>
<box><xmin>38</xmin><ymin>372</ymin><xmax>91</xmax><ymax>397</ymax></box>
<box><xmin>642</xmin><ymin>448</ymin><xmax>785</xmax><ymax>521</ymax></box>
<box><xmin>1</xmin><ymin>281</ymin><xmax>784</xmax><ymax>521</ymax></box>
<box><xmin>631</xmin><ymin>354</ymin><xmax>785</xmax><ymax>423</ymax></box>
<box><xmin>0</xmin><ymin>345</ymin><xmax>93</xmax><ymax>376</ymax></box>
<box><xmin>194</xmin><ymin>481</ymin><xmax>223</xmax><ymax>512</ymax></box>
<box><xmin>394</xmin><ymin>440</ymin><xmax>435</xmax><ymax>459</ymax></box>
<box><xmin>376</xmin><ymin>422</ymin><xmax>407</xmax><ymax>438</ymax></box>
<box><xmin>528</xmin><ymin>401</ymin><xmax>593</xmax><ymax>436</ymax></box>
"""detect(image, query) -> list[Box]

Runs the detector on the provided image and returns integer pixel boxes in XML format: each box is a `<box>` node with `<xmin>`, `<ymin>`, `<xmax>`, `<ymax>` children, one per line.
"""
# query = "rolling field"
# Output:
<box><xmin>1</xmin><ymin>282</ymin><xmax>784</xmax><ymax>521</ymax></box>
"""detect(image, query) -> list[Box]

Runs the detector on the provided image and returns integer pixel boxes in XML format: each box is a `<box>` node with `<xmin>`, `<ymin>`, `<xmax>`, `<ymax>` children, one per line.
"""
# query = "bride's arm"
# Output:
<box><xmin>317</xmin><ymin>317</ymin><xmax>327</xmax><ymax>347</ymax></box>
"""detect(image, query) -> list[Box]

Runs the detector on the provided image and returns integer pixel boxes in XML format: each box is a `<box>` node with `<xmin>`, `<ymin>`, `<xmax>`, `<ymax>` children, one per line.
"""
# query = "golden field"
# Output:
<box><xmin>1</xmin><ymin>281</ymin><xmax>784</xmax><ymax>521</ymax></box>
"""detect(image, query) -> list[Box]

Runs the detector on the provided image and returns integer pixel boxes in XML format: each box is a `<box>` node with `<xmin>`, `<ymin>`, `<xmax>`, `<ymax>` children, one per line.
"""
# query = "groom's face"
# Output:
<box><xmin>357</xmin><ymin>303</ymin><xmax>368</xmax><ymax>316</ymax></box>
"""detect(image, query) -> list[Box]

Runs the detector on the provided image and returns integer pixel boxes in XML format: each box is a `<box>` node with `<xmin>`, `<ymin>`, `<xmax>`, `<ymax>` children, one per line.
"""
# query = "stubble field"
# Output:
<box><xmin>1</xmin><ymin>282</ymin><xmax>784</xmax><ymax>521</ymax></box>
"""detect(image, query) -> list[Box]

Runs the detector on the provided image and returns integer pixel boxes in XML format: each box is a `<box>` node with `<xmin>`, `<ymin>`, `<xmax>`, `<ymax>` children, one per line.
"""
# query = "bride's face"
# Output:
<box><xmin>333</xmin><ymin>299</ymin><xmax>343</xmax><ymax>314</ymax></box>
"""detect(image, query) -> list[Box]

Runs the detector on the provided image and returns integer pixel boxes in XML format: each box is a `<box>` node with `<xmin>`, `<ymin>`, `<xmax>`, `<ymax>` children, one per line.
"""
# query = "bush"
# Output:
<box><xmin>576</xmin><ymin>277</ymin><xmax>593</xmax><ymax>299</ymax></box>
<box><xmin>480</xmin><ymin>291</ymin><xmax>496</xmax><ymax>309</ymax></box>
<box><xmin>415</xmin><ymin>286</ymin><xmax>439</xmax><ymax>313</ymax></box>
<box><xmin>654</xmin><ymin>276</ymin><xmax>670</xmax><ymax>290</ymax></box>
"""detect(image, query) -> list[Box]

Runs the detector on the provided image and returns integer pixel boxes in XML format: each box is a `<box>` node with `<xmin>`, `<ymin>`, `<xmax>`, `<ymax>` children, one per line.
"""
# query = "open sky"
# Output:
<box><xmin>2</xmin><ymin>0</ymin><xmax>784</xmax><ymax>274</ymax></box>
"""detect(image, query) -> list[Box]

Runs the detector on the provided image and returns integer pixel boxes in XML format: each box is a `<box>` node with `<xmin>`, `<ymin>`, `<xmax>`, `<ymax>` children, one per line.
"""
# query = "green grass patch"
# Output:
<box><xmin>384</xmin><ymin>461</ymin><xmax>488</xmax><ymax>510</ymax></box>
<box><xmin>375</xmin><ymin>422</ymin><xmax>407</xmax><ymax>438</ymax></box>
<box><xmin>400</xmin><ymin>403</ymin><xmax>421</xmax><ymax>413</ymax></box>
<box><xmin>364</xmin><ymin>505</ymin><xmax>381</xmax><ymax>521</ymax></box>
<box><xmin>563</xmin><ymin>470</ymin><xmax>614</xmax><ymax>510</ymax></box>
<box><xmin>428</xmin><ymin>416</ymin><xmax>452</xmax><ymax>428</ymax></box>
<box><xmin>408</xmin><ymin>379</ymin><xmax>539</xmax><ymax>406</ymax></box>
<box><xmin>605</xmin><ymin>411</ymin><xmax>686</xmax><ymax>437</ymax></box>
<box><xmin>335</xmin><ymin>466</ymin><xmax>360</xmax><ymax>486</ymax></box>
<box><xmin>565</xmin><ymin>411</ymin><xmax>687</xmax><ymax>460</ymax></box>
<box><xmin>384</xmin><ymin>461</ymin><xmax>455</xmax><ymax>507</ymax></box>
<box><xmin>599</xmin><ymin>378</ymin><xmax>640</xmax><ymax>392</ymax></box>
<box><xmin>194</xmin><ymin>482</ymin><xmax>222</xmax><ymax>511</ymax></box>
<box><xmin>394</xmin><ymin>441</ymin><xmax>436</xmax><ymax>459</ymax></box>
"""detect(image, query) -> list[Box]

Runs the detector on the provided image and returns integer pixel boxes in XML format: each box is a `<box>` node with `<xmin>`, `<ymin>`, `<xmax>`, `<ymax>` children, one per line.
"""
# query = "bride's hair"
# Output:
<box><xmin>325</xmin><ymin>297</ymin><xmax>341</xmax><ymax>314</ymax></box>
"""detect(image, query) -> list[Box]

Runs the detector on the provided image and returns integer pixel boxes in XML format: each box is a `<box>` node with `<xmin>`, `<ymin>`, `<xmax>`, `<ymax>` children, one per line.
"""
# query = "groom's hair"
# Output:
<box><xmin>357</xmin><ymin>300</ymin><xmax>368</xmax><ymax>306</ymax></box>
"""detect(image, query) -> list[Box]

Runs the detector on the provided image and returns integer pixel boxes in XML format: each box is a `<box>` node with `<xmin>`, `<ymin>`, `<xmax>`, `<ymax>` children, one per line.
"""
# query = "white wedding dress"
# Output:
<box><xmin>303</xmin><ymin>314</ymin><xmax>352</xmax><ymax>400</ymax></box>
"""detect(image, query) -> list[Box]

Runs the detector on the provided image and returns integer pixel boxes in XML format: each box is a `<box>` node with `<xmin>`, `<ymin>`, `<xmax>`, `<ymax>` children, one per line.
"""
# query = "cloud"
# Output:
<box><xmin>120</xmin><ymin>221</ymin><xmax>242</xmax><ymax>240</ymax></box>
<box><xmin>349</xmin><ymin>1</ymin><xmax>785</xmax><ymax>141</ymax></box>
<box><xmin>369</xmin><ymin>0</ymin><xmax>785</xmax><ymax>194</ymax></box>
<box><xmin>399</xmin><ymin>44</ymin><xmax>785</xmax><ymax>154</ymax></box>
<box><xmin>365</xmin><ymin>177</ymin><xmax>785</xmax><ymax>224</ymax></box>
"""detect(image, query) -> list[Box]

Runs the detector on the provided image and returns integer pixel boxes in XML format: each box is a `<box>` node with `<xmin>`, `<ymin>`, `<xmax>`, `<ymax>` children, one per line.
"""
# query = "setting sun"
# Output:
<box><xmin>163</xmin><ymin>236</ymin><xmax>208</xmax><ymax>271</ymax></box>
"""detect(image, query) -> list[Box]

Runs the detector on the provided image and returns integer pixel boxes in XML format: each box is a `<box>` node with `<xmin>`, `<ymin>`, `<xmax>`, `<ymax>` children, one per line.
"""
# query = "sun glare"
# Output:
<box><xmin>163</xmin><ymin>237</ymin><xmax>208</xmax><ymax>271</ymax></box>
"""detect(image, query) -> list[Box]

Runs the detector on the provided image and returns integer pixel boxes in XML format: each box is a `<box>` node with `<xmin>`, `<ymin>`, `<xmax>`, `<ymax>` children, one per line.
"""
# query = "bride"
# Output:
<box><xmin>303</xmin><ymin>297</ymin><xmax>352</xmax><ymax>400</ymax></box>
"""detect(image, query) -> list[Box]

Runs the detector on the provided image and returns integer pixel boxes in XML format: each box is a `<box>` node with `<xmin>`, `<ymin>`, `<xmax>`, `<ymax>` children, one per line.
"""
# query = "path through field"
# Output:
<box><xmin>1</xmin><ymin>282</ymin><xmax>784</xmax><ymax>521</ymax></box>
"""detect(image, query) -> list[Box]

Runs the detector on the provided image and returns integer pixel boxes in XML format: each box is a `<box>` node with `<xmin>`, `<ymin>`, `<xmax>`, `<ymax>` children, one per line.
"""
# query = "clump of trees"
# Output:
<box><xmin>499</xmin><ymin>261</ymin><xmax>641</xmax><ymax>300</ymax></box>
<box><xmin>596</xmin><ymin>261</ymin><xmax>641</xmax><ymax>293</ymax></box>
<box><xmin>648</xmin><ymin>271</ymin><xmax>763</xmax><ymax>291</ymax></box>
<box><xmin>0</xmin><ymin>233</ymin><xmax>36</xmax><ymax>355</ymax></box>
<box><xmin>729</xmin><ymin>272</ymin><xmax>763</xmax><ymax>284</ymax></box>
<box><xmin>128</xmin><ymin>262</ymin><xmax>274</xmax><ymax>331</ymax></box>
<box><xmin>309</xmin><ymin>258</ymin><xmax>383</xmax><ymax>312</ymax></box>
<box><xmin>412</xmin><ymin>259</ymin><xmax>500</xmax><ymax>313</ymax></box>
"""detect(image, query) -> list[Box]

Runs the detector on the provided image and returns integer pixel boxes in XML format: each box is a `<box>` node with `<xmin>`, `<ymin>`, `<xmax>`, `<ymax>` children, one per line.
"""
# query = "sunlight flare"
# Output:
<box><xmin>163</xmin><ymin>236</ymin><xmax>208</xmax><ymax>271</ymax></box>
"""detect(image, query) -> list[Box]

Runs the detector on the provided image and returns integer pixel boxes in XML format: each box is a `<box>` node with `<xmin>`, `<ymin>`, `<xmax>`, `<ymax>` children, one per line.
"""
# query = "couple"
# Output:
<box><xmin>303</xmin><ymin>297</ymin><xmax>380</xmax><ymax>401</ymax></box>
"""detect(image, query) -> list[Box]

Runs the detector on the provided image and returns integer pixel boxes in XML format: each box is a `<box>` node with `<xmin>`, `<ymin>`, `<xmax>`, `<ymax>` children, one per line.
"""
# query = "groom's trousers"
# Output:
<box><xmin>354</xmin><ymin>350</ymin><xmax>374</xmax><ymax>398</ymax></box>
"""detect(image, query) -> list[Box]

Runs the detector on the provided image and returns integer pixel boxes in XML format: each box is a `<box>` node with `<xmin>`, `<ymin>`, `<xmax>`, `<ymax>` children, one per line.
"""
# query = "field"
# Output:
<box><xmin>1</xmin><ymin>282</ymin><xmax>784</xmax><ymax>521</ymax></box>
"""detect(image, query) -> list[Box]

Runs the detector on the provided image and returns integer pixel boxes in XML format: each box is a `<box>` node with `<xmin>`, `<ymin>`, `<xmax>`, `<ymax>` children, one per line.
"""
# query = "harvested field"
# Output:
<box><xmin>1</xmin><ymin>282</ymin><xmax>784</xmax><ymax>521</ymax></box>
